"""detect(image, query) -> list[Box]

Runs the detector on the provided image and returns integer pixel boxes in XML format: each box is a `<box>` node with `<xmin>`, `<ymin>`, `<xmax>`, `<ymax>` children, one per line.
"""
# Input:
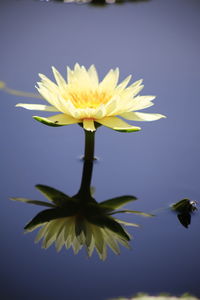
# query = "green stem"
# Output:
<box><xmin>83</xmin><ymin>129</ymin><xmax>95</xmax><ymax>161</ymax></box>
<box><xmin>77</xmin><ymin>130</ymin><xmax>95</xmax><ymax>198</ymax></box>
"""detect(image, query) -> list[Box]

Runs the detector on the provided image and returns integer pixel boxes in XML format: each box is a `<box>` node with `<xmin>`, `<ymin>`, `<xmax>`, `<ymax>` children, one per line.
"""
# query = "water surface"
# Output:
<box><xmin>0</xmin><ymin>0</ymin><xmax>200</xmax><ymax>299</ymax></box>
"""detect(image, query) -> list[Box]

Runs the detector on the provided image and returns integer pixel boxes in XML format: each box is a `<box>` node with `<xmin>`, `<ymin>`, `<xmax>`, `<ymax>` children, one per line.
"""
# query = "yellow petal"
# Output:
<box><xmin>83</xmin><ymin>119</ymin><xmax>96</xmax><ymax>132</ymax></box>
<box><xmin>33</xmin><ymin>114</ymin><xmax>80</xmax><ymax>126</ymax></box>
<box><xmin>45</xmin><ymin>114</ymin><xmax>80</xmax><ymax>124</ymax></box>
<box><xmin>97</xmin><ymin>116</ymin><xmax>141</xmax><ymax>132</ymax></box>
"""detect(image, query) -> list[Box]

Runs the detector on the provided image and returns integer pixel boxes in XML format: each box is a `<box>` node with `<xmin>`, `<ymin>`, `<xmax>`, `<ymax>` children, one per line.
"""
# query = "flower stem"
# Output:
<box><xmin>84</xmin><ymin>129</ymin><xmax>95</xmax><ymax>161</ymax></box>
<box><xmin>77</xmin><ymin>130</ymin><xmax>95</xmax><ymax>199</ymax></box>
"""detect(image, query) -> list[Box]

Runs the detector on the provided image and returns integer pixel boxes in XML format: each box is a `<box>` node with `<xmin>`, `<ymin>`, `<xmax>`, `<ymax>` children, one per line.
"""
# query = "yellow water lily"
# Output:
<box><xmin>16</xmin><ymin>64</ymin><xmax>165</xmax><ymax>132</ymax></box>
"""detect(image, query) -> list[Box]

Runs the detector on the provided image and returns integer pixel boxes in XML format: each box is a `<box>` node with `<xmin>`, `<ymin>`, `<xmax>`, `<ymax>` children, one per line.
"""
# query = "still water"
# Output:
<box><xmin>0</xmin><ymin>0</ymin><xmax>200</xmax><ymax>299</ymax></box>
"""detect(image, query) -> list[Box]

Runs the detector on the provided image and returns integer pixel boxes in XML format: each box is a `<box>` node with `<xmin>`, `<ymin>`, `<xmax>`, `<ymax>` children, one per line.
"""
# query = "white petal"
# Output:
<box><xmin>38</xmin><ymin>73</ymin><xmax>58</xmax><ymax>90</ymax></box>
<box><xmin>74</xmin><ymin>63</ymin><xmax>81</xmax><ymax>72</ymax></box>
<box><xmin>130</xmin><ymin>79</ymin><xmax>143</xmax><ymax>88</ymax></box>
<box><xmin>120</xmin><ymin>111</ymin><xmax>166</xmax><ymax>121</ymax></box>
<box><xmin>116</xmin><ymin>75</ymin><xmax>132</xmax><ymax>92</ymax></box>
<box><xmin>94</xmin><ymin>105</ymin><xmax>106</xmax><ymax>119</ymax></box>
<box><xmin>36</xmin><ymin>85</ymin><xmax>62</xmax><ymax>110</ymax></box>
<box><xmin>67</xmin><ymin>66</ymin><xmax>74</xmax><ymax>83</ymax></box>
<box><xmin>88</xmin><ymin>65</ymin><xmax>99</xmax><ymax>85</ymax></box>
<box><xmin>52</xmin><ymin>67</ymin><xmax>67</xmax><ymax>89</ymax></box>
<box><xmin>100</xmin><ymin>68</ymin><xmax>119</xmax><ymax>91</ymax></box>
<box><xmin>104</xmin><ymin>96</ymin><xmax>119</xmax><ymax>115</ymax></box>
<box><xmin>128</xmin><ymin>96</ymin><xmax>156</xmax><ymax>111</ymax></box>
<box><xmin>61</xmin><ymin>100</ymin><xmax>79</xmax><ymax>117</ymax></box>
<box><xmin>16</xmin><ymin>103</ymin><xmax>59</xmax><ymax>112</ymax></box>
<box><xmin>126</xmin><ymin>84</ymin><xmax>144</xmax><ymax>97</ymax></box>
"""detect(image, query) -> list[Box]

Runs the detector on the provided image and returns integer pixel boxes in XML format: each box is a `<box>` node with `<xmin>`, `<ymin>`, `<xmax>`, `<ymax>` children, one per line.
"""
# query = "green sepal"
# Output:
<box><xmin>10</xmin><ymin>197</ymin><xmax>55</xmax><ymax>208</ymax></box>
<box><xmin>114</xmin><ymin>127</ymin><xmax>141</xmax><ymax>133</ymax></box>
<box><xmin>35</xmin><ymin>184</ymin><xmax>72</xmax><ymax>207</ymax></box>
<box><xmin>86</xmin><ymin>213</ymin><xmax>130</xmax><ymax>241</ymax></box>
<box><xmin>99</xmin><ymin>195</ymin><xmax>137</xmax><ymax>211</ymax></box>
<box><xmin>33</xmin><ymin>116</ymin><xmax>64</xmax><ymax>127</ymax></box>
<box><xmin>24</xmin><ymin>205</ymin><xmax>78</xmax><ymax>232</ymax></box>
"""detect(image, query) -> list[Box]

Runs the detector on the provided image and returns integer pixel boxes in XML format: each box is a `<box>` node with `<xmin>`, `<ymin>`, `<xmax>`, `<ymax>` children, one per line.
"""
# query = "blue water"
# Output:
<box><xmin>0</xmin><ymin>0</ymin><xmax>200</xmax><ymax>299</ymax></box>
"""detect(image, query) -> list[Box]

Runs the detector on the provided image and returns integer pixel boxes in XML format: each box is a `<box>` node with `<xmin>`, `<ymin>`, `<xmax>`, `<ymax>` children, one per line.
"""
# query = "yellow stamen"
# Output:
<box><xmin>68</xmin><ymin>90</ymin><xmax>111</xmax><ymax>109</ymax></box>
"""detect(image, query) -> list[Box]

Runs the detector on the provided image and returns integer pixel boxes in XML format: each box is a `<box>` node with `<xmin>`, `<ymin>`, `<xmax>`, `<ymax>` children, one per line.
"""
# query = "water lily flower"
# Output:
<box><xmin>16</xmin><ymin>64</ymin><xmax>165</xmax><ymax>132</ymax></box>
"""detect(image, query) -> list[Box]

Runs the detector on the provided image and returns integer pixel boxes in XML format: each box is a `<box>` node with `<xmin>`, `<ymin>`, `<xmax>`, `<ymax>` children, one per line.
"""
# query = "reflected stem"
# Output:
<box><xmin>77</xmin><ymin>130</ymin><xmax>95</xmax><ymax>199</ymax></box>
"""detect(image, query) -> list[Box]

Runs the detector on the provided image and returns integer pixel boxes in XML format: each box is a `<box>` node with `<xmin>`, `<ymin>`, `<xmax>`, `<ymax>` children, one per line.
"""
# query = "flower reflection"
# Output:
<box><xmin>16</xmin><ymin>63</ymin><xmax>165</xmax><ymax>132</ymax></box>
<box><xmin>12</xmin><ymin>184</ymin><xmax>152</xmax><ymax>260</ymax></box>
<box><xmin>11</xmin><ymin>152</ymin><xmax>152</xmax><ymax>260</ymax></box>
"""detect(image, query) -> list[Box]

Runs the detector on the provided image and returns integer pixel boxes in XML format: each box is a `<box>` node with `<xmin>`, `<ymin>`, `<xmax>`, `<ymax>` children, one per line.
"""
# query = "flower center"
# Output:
<box><xmin>68</xmin><ymin>90</ymin><xmax>111</xmax><ymax>109</ymax></box>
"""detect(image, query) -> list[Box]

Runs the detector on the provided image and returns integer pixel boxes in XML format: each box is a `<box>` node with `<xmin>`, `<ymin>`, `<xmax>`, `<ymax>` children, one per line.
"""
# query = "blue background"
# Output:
<box><xmin>0</xmin><ymin>0</ymin><xmax>200</xmax><ymax>299</ymax></box>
